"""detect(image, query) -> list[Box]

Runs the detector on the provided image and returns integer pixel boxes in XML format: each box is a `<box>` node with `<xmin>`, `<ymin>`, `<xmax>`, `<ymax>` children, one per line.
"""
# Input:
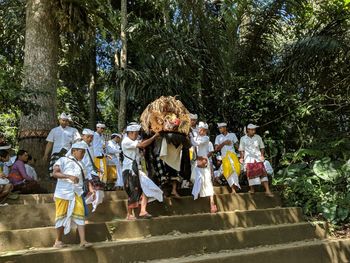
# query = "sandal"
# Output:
<box><xmin>53</xmin><ymin>241</ymin><xmax>66</xmax><ymax>248</ymax></box>
<box><xmin>210</xmin><ymin>204</ymin><xmax>218</xmax><ymax>214</ymax></box>
<box><xmin>80</xmin><ymin>242</ymin><xmax>93</xmax><ymax>248</ymax></box>
<box><xmin>7</xmin><ymin>193</ymin><xmax>19</xmax><ymax>200</ymax></box>
<box><xmin>138</xmin><ymin>213</ymin><xmax>153</xmax><ymax>219</ymax></box>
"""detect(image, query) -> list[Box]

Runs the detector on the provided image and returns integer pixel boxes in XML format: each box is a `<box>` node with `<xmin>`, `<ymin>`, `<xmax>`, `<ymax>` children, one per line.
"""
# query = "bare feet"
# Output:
<box><xmin>210</xmin><ymin>204</ymin><xmax>218</xmax><ymax>214</ymax></box>
<box><xmin>80</xmin><ymin>241</ymin><xmax>93</xmax><ymax>248</ymax></box>
<box><xmin>170</xmin><ymin>191</ymin><xmax>181</xmax><ymax>199</ymax></box>
<box><xmin>265</xmin><ymin>192</ymin><xmax>274</xmax><ymax>197</ymax></box>
<box><xmin>53</xmin><ymin>241</ymin><xmax>66</xmax><ymax>248</ymax></box>
<box><xmin>126</xmin><ymin>214</ymin><xmax>136</xmax><ymax>221</ymax></box>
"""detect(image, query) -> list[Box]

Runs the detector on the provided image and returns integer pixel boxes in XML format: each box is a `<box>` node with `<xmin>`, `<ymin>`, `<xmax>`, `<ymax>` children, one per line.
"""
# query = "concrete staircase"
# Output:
<box><xmin>0</xmin><ymin>187</ymin><xmax>349</xmax><ymax>263</ymax></box>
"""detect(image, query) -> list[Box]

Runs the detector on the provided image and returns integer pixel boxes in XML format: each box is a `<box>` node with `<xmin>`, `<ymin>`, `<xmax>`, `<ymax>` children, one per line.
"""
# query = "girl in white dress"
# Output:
<box><xmin>191</xmin><ymin>122</ymin><xmax>217</xmax><ymax>213</ymax></box>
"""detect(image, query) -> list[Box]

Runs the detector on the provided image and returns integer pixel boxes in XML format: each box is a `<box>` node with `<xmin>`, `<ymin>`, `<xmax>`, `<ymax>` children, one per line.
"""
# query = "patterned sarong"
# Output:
<box><xmin>49</xmin><ymin>148</ymin><xmax>68</xmax><ymax>176</ymax></box>
<box><xmin>246</xmin><ymin>161</ymin><xmax>267</xmax><ymax>180</ymax></box>
<box><xmin>123</xmin><ymin>169</ymin><xmax>142</xmax><ymax>209</ymax></box>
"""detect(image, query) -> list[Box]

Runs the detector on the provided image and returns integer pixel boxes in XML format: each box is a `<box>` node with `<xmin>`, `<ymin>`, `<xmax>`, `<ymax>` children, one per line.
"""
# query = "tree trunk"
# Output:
<box><xmin>19</xmin><ymin>0</ymin><xmax>59</xmax><ymax>181</ymax></box>
<box><xmin>88</xmin><ymin>37</ymin><xmax>97</xmax><ymax>129</ymax></box>
<box><xmin>162</xmin><ymin>0</ymin><xmax>170</xmax><ymax>28</ymax></box>
<box><xmin>238</xmin><ymin>4</ymin><xmax>252</xmax><ymax>44</ymax></box>
<box><xmin>117</xmin><ymin>0</ymin><xmax>127</xmax><ymax>132</ymax></box>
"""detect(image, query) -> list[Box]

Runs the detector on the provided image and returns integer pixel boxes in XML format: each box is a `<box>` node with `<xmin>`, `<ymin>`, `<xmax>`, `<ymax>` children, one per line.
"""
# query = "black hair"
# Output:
<box><xmin>17</xmin><ymin>150</ymin><xmax>28</xmax><ymax>157</ymax></box>
<box><xmin>16</xmin><ymin>150</ymin><xmax>28</xmax><ymax>162</ymax></box>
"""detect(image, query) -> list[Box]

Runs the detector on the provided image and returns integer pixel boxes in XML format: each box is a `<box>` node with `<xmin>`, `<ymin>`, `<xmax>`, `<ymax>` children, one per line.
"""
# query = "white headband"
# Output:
<box><xmin>198</xmin><ymin>121</ymin><xmax>208</xmax><ymax>129</ymax></box>
<box><xmin>82</xmin><ymin>128</ymin><xmax>94</xmax><ymax>135</ymax></box>
<box><xmin>96</xmin><ymin>123</ymin><xmax>106</xmax><ymax>128</ymax></box>
<box><xmin>71</xmin><ymin>141</ymin><xmax>88</xmax><ymax>150</ymax></box>
<box><xmin>189</xmin><ymin>113</ymin><xmax>198</xmax><ymax>120</ymax></box>
<box><xmin>247</xmin><ymin>124</ymin><xmax>259</xmax><ymax>129</ymax></box>
<box><xmin>111</xmin><ymin>133</ymin><xmax>122</xmax><ymax>138</ymax></box>
<box><xmin>59</xmin><ymin>113</ymin><xmax>72</xmax><ymax>121</ymax></box>
<box><xmin>126</xmin><ymin>124</ymin><xmax>141</xmax><ymax>132</ymax></box>
<box><xmin>217</xmin><ymin>122</ymin><xmax>227</xmax><ymax>128</ymax></box>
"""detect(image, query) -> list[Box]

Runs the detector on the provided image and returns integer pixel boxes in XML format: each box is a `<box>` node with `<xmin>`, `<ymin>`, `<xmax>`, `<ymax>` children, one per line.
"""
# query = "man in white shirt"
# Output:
<box><xmin>92</xmin><ymin>123</ymin><xmax>108</xmax><ymax>183</ymax></box>
<box><xmin>190</xmin><ymin>122</ymin><xmax>217</xmax><ymax>213</ymax></box>
<box><xmin>106</xmin><ymin>133</ymin><xmax>123</xmax><ymax>188</ymax></box>
<box><xmin>44</xmin><ymin>113</ymin><xmax>81</xmax><ymax>177</ymax></box>
<box><xmin>122</xmin><ymin>123</ymin><xmax>162</xmax><ymax>220</ymax></box>
<box><xmin>214</xmin><ymin>122</ymin><xmax>239</xmax><ymax>157</ymax></box>
<box><xmin>215</xmin><ymin>122</ymin><xmax>241</xmax><ymax>193</ymax></box>
<box><xmin>189</xmin><ymin>113</ymin><xmax>199</xmax><ymax>137</ymax></box>
<box><xmin>66</xmin><ymin>128</ymin><xmax>105</xmax><ymax>212</ymax></box>
<box><xmin>66</xmin><ymin>129</ymin><xmax>96</xmax><ymax>181</ymax></box>
<box><xmin>80</xmin><ymin>128</ymin><xmax>105</xmax><ymax>212</ymax></box>
<box><xmin>182</xmin><ymin>113</ymin><xmax>199</xmax><ymax>190</ymax></box>
<box><xmin>52</xmin><ymin>142</ymin><xmax>92</xmax><ymax>248</ymax></box>
<box><xmin>239</xmin><ymin>124</ymin><xmax>273</xmax><ymax>197</ymax></box>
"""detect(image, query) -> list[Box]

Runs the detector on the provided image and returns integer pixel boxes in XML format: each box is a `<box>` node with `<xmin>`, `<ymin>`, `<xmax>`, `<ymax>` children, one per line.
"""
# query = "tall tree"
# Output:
<box><xmin>118</xmin><ymin>0</ymin><xmax>127</xmax><ymax>132</ymax></box>
<box><xmin>88</xmin><ymin>30</ymin><xmax>97</xmax><ymax>129</ymax></box>
<box><xmin>18</xmin><ymin>0</ymin><xmax>59</xmax><ymax>179</ymax></box>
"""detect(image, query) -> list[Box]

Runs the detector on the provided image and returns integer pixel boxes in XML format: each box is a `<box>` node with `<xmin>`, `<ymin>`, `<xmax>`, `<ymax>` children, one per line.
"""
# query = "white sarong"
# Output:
<box><xmin>192</xmin><ymin>165</ymin><xmax>214</xmax><ymax>200</ymax></box>
<box><xmin>85</xmin><ymin>190</ymin><xmax>105</xmax><ymax>212</ymax></box>
<box><xmin>139</xmin><ymin>171</ymin><xmax>163</xmax><ymax>203</ymax></box>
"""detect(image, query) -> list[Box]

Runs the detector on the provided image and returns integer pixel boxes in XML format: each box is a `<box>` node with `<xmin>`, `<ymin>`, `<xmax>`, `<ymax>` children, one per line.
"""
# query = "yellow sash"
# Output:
<box><xmin>222</xmin><ymin>151</ymin><xmax>241</xmax><ymax>179</ymax></box>
<box><xmin>189</xmin><ymin>148</ymin><xmax>194</xmax><ymax>161</ymax></box>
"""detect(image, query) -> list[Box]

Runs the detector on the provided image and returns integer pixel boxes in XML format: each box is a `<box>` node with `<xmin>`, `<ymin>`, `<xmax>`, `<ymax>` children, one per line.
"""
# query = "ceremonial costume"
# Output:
<box><xmin>106</xmin><ymin>134</ymin><xmax>123</xmax><ymax>187</ymax></box>
<box><xmin>92</xmin><ymin>123</ymin><xmax>108</xmax><ymax>183</ymax></box>
<box><xmin>239</xmin><ymin>132</ymin><xmax>268</xmax><ymax>186</ymax></box>
<box><xmin>54</xmin><ymin>142</ymin><xmax>87</xmax><ymax>235</ymax></box>
<box><xmin>191</xmin><ymin>122</ymin><xmax>214</xmax><ymax>200</ymax></box>
<box><xmin>122</xmin><ymin>124</ymin><xmax>163</xmax><ymax>209</ymax></box>
<box><xmin>215</xmin><ymin>123</ymin><xmax>240</xmax><ymax>189</ymax></box>
<box><xmin>66</xmin><ymin>129</ymin><xmax>105</xmax><ymax>212</ymax></box>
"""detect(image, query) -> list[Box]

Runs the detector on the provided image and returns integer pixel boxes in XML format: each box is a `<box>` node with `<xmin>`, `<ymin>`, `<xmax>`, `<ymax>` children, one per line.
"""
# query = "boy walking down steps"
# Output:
<box><xmin>52</xmin><ymin>142</ymin><xmax>92</xmax><ymax>248</ymax></box>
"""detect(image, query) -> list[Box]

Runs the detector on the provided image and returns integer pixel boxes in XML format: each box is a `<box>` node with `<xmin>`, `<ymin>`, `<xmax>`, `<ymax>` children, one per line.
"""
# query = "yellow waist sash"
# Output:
<box><xmin>222</xmin><ymin>151</ymin><xmax>241</xmax><ymax>179</ymax></box>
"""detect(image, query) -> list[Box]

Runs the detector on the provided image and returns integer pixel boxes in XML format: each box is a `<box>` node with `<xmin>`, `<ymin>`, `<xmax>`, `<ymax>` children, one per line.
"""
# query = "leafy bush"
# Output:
<box><xmin>274</xmin><ymin>139</ymin><xmax>350</xmax><ymax>224</ymax></box>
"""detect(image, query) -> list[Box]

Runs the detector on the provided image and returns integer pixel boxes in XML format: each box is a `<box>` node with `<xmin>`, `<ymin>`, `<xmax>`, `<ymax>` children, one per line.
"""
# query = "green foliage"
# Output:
<box><xmin>274</xmin><ymin>138</ymin><xmax>350</xmax><ymax>224</ymax></box>
<box><xmin>0</xmin><ymin>112</ymin><xmax>18</xmax><ymax>148</ymax></box>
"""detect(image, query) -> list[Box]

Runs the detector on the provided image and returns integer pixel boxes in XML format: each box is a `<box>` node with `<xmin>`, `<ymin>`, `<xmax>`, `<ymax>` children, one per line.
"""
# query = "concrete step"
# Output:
<box><xmin>0</xmin><ymin>223</ymin><xmax>327</xmax><ymax>263</ymax></box>
<box><xmin>0</xmin><ymin>207</ymin><xmax>305</xmax><ymax>252</ymax></box>
<box><xmin>152</xmin><ymin>239</ymin><xmax>350</xmax><ymax>263</ymax></box>
<box><xmin>0</xmin><ymin>192</ymin><xmax>282</xmax><ymax>231</ymax></box>
<box><xmin>7</xmin><ymin>191</ymin><xmax>125</xmax><ymax>205</ymax></box>
<box><xmin>7</xmin><ymin>187</ymin><xmax>234</xmax><ymax>205</ymax></box>
<box><xmin>35</xmin><ymin>180</ymin><xmax>274</xmax><ymax>194</ymax></box>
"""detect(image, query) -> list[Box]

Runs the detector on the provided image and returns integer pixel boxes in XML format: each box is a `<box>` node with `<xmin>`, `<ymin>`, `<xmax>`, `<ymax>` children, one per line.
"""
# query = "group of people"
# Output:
<box><xmin>188</xmin><ymin>114</ymin><xmax>274</xmax><ymax>215</ymax></box>
<box><xmin>0</xmin><ymin>135</ymin><xmax>42</xmax><ymax>201</ymax></box>
<box><xmin>0</xmin><ymin>112</ymin><xmax>274</xmax><ymax>249</ymax></box>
